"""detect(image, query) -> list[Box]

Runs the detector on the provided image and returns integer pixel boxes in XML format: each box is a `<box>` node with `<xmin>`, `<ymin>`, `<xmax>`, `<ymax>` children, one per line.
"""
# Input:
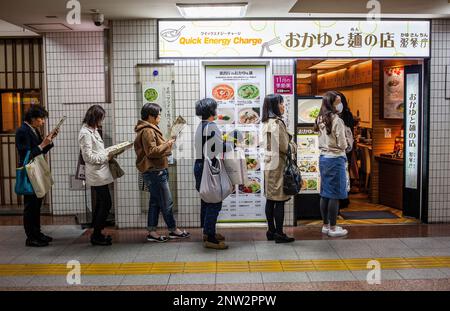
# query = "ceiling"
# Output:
<box><xmin>0</xmin><ymin>0</ymin><xmax>449</xmax><ymax>34</ymax></box>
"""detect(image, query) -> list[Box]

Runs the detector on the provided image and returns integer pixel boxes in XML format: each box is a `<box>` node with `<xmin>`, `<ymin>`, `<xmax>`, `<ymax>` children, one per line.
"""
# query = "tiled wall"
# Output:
<box><xmin>43</xmin><ymin>19</ymin><xmax>450</xmax><ymax>225</ymax></box>
<box><xmin>44</xmin><ymin>32</ymin><xmax>112</xmax><ymax>215</ymax></box>
<box><xmin>111</xmin><ymin>20</ymin><xmax>295</xmax><ymax>228</ymax></box>
<box><xmin>428</xmin><ymin>20</ymin><xmax>450</xmax><ymax>223</ymax></box>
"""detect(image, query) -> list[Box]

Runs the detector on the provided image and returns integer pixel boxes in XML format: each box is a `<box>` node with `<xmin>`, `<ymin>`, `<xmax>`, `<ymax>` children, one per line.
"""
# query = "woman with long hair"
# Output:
<box><xmin>261</xmin><ymin>94</ymin><xmax>295</xmax><ymax>243</ymax></box>
<box><xmin>314</xmin><ymin>91</ymin><xmax>349</xmax><ymax>237</ymax></box>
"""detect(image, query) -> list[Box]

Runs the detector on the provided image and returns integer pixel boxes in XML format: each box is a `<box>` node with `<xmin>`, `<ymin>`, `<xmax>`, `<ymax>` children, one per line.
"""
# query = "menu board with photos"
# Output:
<box><xmin>297</xmin><ymin>127</ymin><xmax>321</xmax><ymax>194</ymax></box>
<box><xmin>205</xmin><ymin>65</ymin><xmax>266</xmax><ymax>222</ymax></box>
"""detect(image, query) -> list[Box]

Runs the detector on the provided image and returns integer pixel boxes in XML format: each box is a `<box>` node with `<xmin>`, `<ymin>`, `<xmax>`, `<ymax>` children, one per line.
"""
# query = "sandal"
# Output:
<box><xmin>169</xmin><ymin>230</ymin><xmax>191</xmax><ymax>239</ymax></box>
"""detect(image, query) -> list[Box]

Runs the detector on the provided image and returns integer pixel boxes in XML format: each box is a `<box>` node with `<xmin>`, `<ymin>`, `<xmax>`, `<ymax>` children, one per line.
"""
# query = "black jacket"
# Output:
<box><xmin>15</xmin><ymin>123</ymin><xmax>53</xmax><ymax>166</ymax></box>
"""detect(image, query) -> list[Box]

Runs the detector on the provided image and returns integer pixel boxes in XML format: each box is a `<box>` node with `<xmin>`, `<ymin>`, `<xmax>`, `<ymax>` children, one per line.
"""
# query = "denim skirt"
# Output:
<box><xmin>319</xmin><ymin>155</ymin><xmax>348</xmax><ymax>200</ymax></box>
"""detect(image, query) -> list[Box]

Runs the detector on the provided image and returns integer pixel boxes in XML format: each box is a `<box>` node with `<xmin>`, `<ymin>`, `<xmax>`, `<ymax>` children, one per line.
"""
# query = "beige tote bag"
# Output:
<box><xmin>25</xmin><ymin>154</ymin><xmax>54</xmax><ymax>198</ymax></box>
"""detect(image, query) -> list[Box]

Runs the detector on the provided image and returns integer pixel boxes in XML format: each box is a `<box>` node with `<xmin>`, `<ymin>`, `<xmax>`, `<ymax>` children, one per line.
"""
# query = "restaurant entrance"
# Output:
<box><xmin>294</xmin><ymin>58</ymin><xmax>429</xmax><ymax>225</ymax></box>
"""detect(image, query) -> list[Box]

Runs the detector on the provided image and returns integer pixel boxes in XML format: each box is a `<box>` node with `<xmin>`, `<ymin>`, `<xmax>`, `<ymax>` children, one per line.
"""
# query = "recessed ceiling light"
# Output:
<box><xmin>176</xmin><ymin>2</ymin><xmax>248</xmax><ymax>18</ymax></box>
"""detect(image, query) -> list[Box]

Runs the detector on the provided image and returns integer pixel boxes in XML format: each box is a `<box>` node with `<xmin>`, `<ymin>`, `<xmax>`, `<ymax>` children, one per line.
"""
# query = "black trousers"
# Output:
<box><xmin>265</xmin><ymin>199</ymin><xmax>285</xmax><ymax>235</ymax></box>
<box><xmin>91</xmin><ymin>184</ymin><xmax>112</xmax><ymax>237</ymax></box>
<box><xmin>23</xmin><ymin>194</ymin><xmax>43</xmax><ymax>239</ymax></box>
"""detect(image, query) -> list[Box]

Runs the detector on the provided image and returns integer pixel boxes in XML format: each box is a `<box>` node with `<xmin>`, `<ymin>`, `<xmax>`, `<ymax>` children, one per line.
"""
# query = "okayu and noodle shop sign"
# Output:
<box><xmin>158</xmin><ymin>20</ymin><xmax>430</xmax><ymax>58</ymax></box>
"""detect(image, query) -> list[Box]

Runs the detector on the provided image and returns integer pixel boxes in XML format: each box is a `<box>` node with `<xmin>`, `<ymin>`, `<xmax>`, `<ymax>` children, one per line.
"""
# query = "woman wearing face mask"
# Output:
<box><xmin>314</xmin><ymin>91</ymin><xmax>349</xmax><ymax>237</ymax></box>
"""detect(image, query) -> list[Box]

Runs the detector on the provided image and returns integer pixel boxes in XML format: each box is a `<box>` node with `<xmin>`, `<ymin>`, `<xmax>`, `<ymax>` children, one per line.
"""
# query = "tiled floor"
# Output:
<box><xmin>1</xmin><ymin>224</ymin><xmax>450</xmax><ymax>290</ymax></box>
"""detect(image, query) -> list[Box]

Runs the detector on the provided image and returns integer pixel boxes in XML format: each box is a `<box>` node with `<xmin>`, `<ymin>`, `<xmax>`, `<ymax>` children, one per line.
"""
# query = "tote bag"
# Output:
<box><xmin>109</xmin><ymin>158</ymin><xmax>125</xmax><ymax>179</ymax></box>
<box><xmin>223</xmin><ymin>149</ymin><xmax>248</xmax><ymax>185</ymax></box>
<box><xmin>15</xmin><ymin>151</ymin><xmax>34</xmax><ymax>196</ymax></box>
<box><xmin>25</xmin><ymin>154</ymin><xmax>54</xmax><ymax>198</ymax></box>
<box><xmin>199</xmin><ymin>157</ymin><xmax>233</xmax><ymax>203</ymax></box>
<box><xmin>199</xmin><ymin>124</ymin><xmax>233</xmax><ymax>203</ymax></box>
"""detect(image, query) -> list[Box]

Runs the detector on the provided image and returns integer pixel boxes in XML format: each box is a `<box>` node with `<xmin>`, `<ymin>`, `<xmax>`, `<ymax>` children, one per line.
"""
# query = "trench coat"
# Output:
<box><xmin>261</xmin><ymin>117</ymin><xmax>297</xmax><ymax>202</ymax></box>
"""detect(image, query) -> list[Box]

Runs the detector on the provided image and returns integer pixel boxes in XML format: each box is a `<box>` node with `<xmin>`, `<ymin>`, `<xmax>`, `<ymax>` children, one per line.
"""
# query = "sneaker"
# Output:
<box><xmin>203</xmin><ymin>240</ymin><xmax>228</xmax><ymax>250</ymax></box>
<box><xmin>321</xmin><ymin>226</ymin><xmax>330</xmax><ymax>234</ymax></box>
<box><xmin>266</xmin><ymin>231</ymin><xmax>275</xmax><ymax>241</ymax></box>
<box><xmin>274</xmin><ymin>233</ymin><xmax>295</xmax><ymax>243</ymax></box>
<box><xmin>169</xmin><ymin>230</ymin><xmax>191</xmax><ymax>239</ymax></box>
<box><xmin>327</xmin><ymin>226</ymin><xmax>348</xmax><ymax>237</ymax></box>
<box><xmin>146</xmin><ymin>234</ymin><xmax>169</xmax><ymax>243</ymax></box>
<box><xmin>202</xmin><ymin>233</ymin><xmax>225</xmax><ymax>242</ymax></box>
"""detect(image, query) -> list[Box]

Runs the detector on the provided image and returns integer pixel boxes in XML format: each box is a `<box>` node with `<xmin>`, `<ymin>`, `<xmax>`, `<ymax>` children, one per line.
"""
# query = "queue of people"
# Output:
<box><xmin>15</xmin><ymin>92</ymin><xmax>352</xmax><ymax>247</ymax></box>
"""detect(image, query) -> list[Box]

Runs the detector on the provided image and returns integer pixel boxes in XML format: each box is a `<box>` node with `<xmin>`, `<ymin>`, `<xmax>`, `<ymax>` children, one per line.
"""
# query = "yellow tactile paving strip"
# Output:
<box><xmin>1</xmin><ymin>257</ymin><xmax>450</xmax><ymax>276</ymax></box>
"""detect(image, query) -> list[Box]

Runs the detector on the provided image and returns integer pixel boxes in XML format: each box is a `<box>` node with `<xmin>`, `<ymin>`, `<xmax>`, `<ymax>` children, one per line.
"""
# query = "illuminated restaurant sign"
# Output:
<box><xmin>158</xmin><ymin>20</ymin><xmax>430</xmax><ymax>58</ymax></box>
<box><xmin>405</xmin><ymin>73</ymin><xmax>419</xmax><ymax>189</ymax></box>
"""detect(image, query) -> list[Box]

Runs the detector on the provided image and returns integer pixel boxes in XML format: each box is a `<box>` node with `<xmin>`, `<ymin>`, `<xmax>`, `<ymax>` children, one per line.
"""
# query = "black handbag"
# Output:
<box><xmin>283</xmin><ymin>144</ymin><xmax>302</xmax><ymax>195</ymax></box>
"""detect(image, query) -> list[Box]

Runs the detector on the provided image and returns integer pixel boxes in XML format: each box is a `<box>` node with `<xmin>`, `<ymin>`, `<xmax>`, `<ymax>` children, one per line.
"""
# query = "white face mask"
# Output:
<box><xmin>335</xmin><ymin>103</ymin><xmax>343</xmax><ymax>113</ymax></box>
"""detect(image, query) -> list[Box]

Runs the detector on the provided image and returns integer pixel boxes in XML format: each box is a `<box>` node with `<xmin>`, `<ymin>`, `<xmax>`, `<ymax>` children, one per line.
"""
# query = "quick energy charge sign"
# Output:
<box><xmin>158</xmin><ymin>20</ymin><xmax>430</xmax><ymax>58</ymax></box>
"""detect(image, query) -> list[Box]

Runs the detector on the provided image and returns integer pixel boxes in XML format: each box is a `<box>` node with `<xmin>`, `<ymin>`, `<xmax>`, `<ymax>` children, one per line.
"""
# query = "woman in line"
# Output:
<box><xmin>314</xmin><ymin>91</ymin><xmax>349</xmax><ymax>237</ymax></box>
<box><xmin>261</xmin><ymin>94</ymin><xmax>295</xmax><ymax>243</ymax></box>
<box><xmin>79</xmin><ymin>105</ymin><xmax>114</xmax><ymax>246</ymax></box>
<box><xmin>134</xmin><ymin>103</ymin><xmax>190</xmax><ymax>243</ymax></box>
<box><xmin>16</xmin><ymin>105</ymin><xmax>58</xmax><ymax>247</ymax></box>
<box><xmin>335</xmin><ymin>91</ymin><xmax>355</xmax><ymax>210</ymax></box>
<box><xmin>194</xmin><ymin>98</ymin><xmax>234</xmax><ymax>250</ymax></box>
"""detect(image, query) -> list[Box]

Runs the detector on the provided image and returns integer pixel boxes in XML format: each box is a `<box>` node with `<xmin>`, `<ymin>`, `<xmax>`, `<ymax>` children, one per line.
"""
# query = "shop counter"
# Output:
<box><xmin>375</xmin><ymin>156</ymin><xmax>404</xmax><ymax>210</ymax></box>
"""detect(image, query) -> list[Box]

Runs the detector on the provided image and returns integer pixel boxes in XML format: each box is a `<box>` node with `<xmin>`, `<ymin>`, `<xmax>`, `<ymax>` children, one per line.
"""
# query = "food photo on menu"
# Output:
<box><xmin>212</xmin><ymin>84</ymin><xmax>235</xmax><ymax>102</ymax></box>
<box><xmin>237</xmin><ymin>83</ymin><xmax>260</xmax><ymax>100</ymax></box>
<box><xmin>215</xmin><ymin>108</ymin><xmax>235</xmax><ymax>125</ymax></box>
<box><xmin>238</xmin><ymin>107</ymin><xmax>260</xmax><ymax>124</ymax></box>
<box><xmin>297</xmin><ymin>98</ymin><xmax>322</xmax><ymax>124</ymax></box>
<box><xmin>245</xmin><ymin>156</ymin><xmax>260</xmax><ymax>171</ymax></box>
<box><xmin>238</xmin><ymin>176</ymin><xmax>262</xmax><ymax>194</ymax></box>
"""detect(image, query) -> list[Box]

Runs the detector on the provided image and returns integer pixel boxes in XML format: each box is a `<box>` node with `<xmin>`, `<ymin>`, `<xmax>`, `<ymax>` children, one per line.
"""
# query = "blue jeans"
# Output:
<box><xmin>194</xmin><ymin>160</ymin><xmax>222</xmax><ymax>237</ymax></box>
<box><xmin>143</xmin><ymin>169</ymin><xmax>176</xmax><ymax>232</ymax></box>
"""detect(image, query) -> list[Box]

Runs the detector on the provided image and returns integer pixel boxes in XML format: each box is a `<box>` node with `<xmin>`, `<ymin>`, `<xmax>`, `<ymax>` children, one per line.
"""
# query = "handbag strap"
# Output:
<box><xmin>23</xmin><ymin>150</ymin><xmax>31</xmax><ymax>166</ymax></box>
<box><xmin>203</xmin><ymin>123</ymin><xmax>214</xmax><ymax>165</ymax></box>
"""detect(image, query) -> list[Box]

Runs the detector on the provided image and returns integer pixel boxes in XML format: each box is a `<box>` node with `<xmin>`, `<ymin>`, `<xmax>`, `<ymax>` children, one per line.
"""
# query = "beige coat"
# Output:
<box><xmin>261</xmin><ymin>117</ymin><xmax>296</xmax><ymax>202</ymax></box>
<box><xmin>78</xmin><ymin>124</ymin><xmax>114</xmax><ymax>187</ymax></box>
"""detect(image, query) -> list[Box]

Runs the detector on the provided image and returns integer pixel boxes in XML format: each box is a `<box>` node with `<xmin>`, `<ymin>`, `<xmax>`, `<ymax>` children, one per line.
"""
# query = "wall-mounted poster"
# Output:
<box><xmin>141</xmin><ymin>82</ymin><xmax>174</xmax><ymax>138</ymax></box>
<box><xmin>383</xmin><ymin>66</ymin><xmax>404</xmax><ymax>119</ymax></box>
<box><xmin>205</xmin><ymin>65</ymin><xmax>267</xmax><ymax>223</ymax></box>
<box><xmin>297</xmin><ymin>127</ymin><xmax>321</xmax><ymax>194</ymax></box>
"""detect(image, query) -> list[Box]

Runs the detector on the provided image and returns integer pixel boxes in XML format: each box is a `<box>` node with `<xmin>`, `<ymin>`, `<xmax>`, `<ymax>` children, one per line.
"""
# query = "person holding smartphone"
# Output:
<box><xmin>134</xmin><ymin>103</ymin><xmax>190</xmax><ymax>243</ymax></box>
<box><xmin>15</xmin><ymin>105</ymin><xmax>59</xmax><ymax>247</ymax></box>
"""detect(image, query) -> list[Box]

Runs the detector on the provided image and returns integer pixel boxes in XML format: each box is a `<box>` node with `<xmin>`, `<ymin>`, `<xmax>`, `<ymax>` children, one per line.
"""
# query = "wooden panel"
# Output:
<box><xmin>377</xmin><ymin>157</ymin><xmax>404</xmax><ymax>210</ymax></box>
<box><xmin>318</xmin><ymin>60</ymin><xmax>372</xmax><ymax>91</ymax></box>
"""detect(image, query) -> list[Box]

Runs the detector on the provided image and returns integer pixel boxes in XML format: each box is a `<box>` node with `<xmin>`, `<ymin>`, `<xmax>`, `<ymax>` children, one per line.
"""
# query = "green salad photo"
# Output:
<box><xmin>144</xmin><ymin>88</ymin><xmax>159</xmax><ymax>102</ymax></box>
<box><xmin>238</xmin><ymin>84</ymin><xmax>260</xmax><ymax>100</ymax></box>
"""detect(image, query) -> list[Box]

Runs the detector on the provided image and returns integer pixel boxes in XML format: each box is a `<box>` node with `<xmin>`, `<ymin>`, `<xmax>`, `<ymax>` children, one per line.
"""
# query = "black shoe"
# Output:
<box><xmin>38</xmin><ymin>233</ymin><xmax>53</xmax><ymax>243</ymax></box>
<box><xmin>266</xmin><ymin>231</ymin><xmax>275</xmax><ymax>241</ymax></box>
<box><xmin>100</xmin><ymin>234</ymin><xmax>112</xmax><ymax>242</ymax></box>
<box><xmin>90</xmin><ymin>235</ymin><xmax>112</xmax><ymax>246</ymax></box>
<box><xmin>274</xmin><ymin>233</ymin><xmax>295</xmax><ymax>243</ymax></box>
<box><xmin>26</xmin><ymin>238</ymin><xmax>49</xmax><ymax>247</ymax></box>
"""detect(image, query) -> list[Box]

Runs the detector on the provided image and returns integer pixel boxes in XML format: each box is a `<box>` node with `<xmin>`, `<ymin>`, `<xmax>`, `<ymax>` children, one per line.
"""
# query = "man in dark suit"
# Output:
<box><xmin>15</xmin><ymin>105</ymin><xmax>58</xmax><ymax>247</ymax></box>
